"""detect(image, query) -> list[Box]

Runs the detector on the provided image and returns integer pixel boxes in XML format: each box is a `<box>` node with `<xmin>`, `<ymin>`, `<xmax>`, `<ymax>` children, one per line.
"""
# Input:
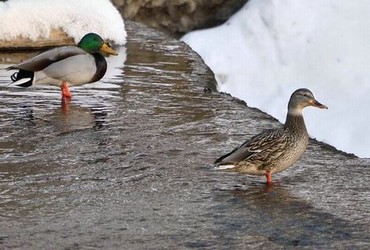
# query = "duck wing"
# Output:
<box><xmin>214</xmin><ymin>128</ymin><xmax>287</xmax><ymax>166</ymax></box>
<box><xmin>7</xmin><ymin>46</ymin><xmax>87</xmax><ymax>72</ymax></box>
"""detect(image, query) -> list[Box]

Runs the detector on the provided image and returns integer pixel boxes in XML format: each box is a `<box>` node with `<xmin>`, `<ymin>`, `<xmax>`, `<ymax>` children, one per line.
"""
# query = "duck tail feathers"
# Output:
<box><xmin>9</xmin><ymin>69</ymin><xmax>34</xmax><ymax>87</ymax></box>
<box><xmin>214</xmin><ymin>150</ymin><xmax>235</xmax><ymax>165</ymax></box>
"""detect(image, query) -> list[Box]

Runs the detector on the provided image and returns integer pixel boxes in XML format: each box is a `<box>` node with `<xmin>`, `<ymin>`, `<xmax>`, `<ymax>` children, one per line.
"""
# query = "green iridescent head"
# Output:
<box><xmin>78</xmin><ymin>33</ymin><xmax>118</xmax><ymax>55</ymax></box>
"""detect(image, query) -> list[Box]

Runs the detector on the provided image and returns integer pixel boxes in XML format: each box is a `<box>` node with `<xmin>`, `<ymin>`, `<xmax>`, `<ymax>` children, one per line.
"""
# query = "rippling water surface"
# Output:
<box><xmin>0</xmin><ymin>22</ymin><xmax>369</xmax><ymax>249</ymax></box>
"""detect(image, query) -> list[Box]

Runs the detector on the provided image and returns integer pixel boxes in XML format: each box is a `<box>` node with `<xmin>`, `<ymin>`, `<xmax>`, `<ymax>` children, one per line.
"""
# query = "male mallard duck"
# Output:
<box><xmin>214</xmin><ymin>88</ymin><xmax>328</xmax><ymax>185</ymax></box>
<box><xmin>7</xmin><ymin>33</ymin><xmax>118</xmax><ymax>98</ymax></box>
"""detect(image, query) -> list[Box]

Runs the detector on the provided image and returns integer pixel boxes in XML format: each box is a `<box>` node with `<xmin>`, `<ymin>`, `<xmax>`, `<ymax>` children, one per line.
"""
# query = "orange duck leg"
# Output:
<box><xmin>61</xmin><ymin>81</ymin><xmax>72</xmax><ymax>98</ymax></box>
<box><xmin>265</xmin><ymin>171</ymin><xmax>273</xmax><ymax>185</ymax></box>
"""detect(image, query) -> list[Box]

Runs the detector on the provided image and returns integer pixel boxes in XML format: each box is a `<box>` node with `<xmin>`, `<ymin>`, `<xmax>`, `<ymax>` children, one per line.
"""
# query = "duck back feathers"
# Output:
<box><xmin>214</xmin><ymin>128</ymin><xmax>288</xmax><ymax>166</ymax></box>
<box><xmin>7</xmin><ymin>46</ymin><xmax>86</xmax><ymax>72</ymax></box>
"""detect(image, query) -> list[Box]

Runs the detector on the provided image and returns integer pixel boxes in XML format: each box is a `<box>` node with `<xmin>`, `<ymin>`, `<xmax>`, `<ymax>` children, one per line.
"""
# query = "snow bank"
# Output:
<box><xmin>182</xmin><ymin>0</ymin><xmax>370</xmax><ymax>157</ymax></box>
<box><xmin>0</xmin><ymin>0</ymin><xmax>126</xmax><ymax>44</ymax></box>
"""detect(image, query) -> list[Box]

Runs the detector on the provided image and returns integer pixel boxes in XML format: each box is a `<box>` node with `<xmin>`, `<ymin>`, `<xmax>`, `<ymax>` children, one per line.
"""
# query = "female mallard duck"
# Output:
<box><xmin>7</xmin><ymin>33</ymin><xmax>118</xmax><ymax>98</ymax></box>
<box><xmin>214</xmin><ymin>88</ymin><xmax>328</xmax><ymax>185</ymax></box>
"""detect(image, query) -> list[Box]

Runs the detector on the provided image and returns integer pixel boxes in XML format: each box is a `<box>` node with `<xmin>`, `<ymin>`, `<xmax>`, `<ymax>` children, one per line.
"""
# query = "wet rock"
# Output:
<box><xmin>0</xmin><ymin>20</ymin><xmax>369</xmax><ymax>248</ymax></box>
<box><xmin>112</xmin><ymin>0</ymin><xmax>248</xmax><ymax>37</ymax></box>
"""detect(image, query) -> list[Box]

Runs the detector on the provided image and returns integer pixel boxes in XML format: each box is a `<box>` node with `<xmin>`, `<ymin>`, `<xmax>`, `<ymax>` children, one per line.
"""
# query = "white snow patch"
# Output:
<box><xmin>0</xmin><ymin>0</ymin><xmax>126</xmax><ymax>45</ymax></box>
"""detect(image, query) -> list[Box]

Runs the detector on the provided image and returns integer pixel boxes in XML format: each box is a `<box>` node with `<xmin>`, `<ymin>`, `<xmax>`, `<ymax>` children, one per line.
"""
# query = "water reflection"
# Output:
<box><xmin>206</xmin><ymin>184</ymin><xmax>362</xmax><ymax>248</ymax></box>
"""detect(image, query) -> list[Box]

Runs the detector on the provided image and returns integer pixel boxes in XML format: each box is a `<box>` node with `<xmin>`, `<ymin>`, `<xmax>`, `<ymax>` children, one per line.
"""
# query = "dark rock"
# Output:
<box><xmin>112</xmin><ymin>0</ymin><xmax>249</xmax><ymax>37</ymax></box>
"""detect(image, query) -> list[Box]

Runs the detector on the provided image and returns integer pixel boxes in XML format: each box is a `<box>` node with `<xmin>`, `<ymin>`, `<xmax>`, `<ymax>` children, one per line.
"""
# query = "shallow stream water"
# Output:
<box><xmin>0</xmin><ymin>21</ymin><xmax>369</xmax><ymax>249</ymax></box>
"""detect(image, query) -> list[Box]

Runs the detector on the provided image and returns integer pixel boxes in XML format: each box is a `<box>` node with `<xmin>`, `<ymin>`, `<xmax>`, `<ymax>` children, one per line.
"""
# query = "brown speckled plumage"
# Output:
<box><xmin>214</xmin><ymin>88</ymin><xmax>328</xmax><ymax>184</ymax></box>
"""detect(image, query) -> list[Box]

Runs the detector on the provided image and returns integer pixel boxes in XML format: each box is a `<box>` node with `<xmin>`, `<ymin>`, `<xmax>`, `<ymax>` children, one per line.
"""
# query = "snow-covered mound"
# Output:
<box><xmin>0</xmin><ymin>0</ymin><xmax>126</xmax><ymax>45</ymax></box>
